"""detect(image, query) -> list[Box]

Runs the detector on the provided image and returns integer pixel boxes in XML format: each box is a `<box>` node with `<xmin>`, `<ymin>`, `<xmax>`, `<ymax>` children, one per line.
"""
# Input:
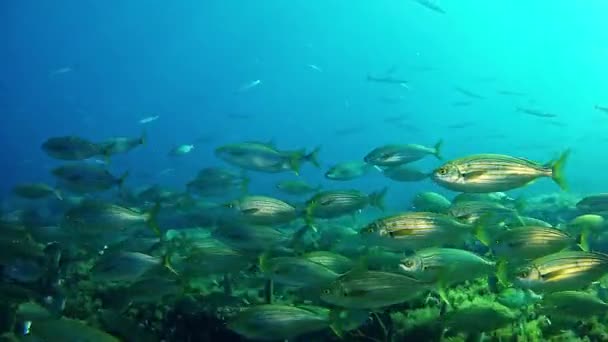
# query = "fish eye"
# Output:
<box><xmin>403</xmin><ymin>260</ymin><xmax>414</xmax><ymax>268</ymax></box>
<box><xmin>437</xmin><ymin>167</ymin><xmax>448</xmax><ymax>176</ymax></box>
<box><xmin>322</xmin><ymin>289</ymin><xmax>331</xmax><ymax>294</ymax></box>
<box><xmin>518</xmin><ymin>269</ymin><xmax>530</xmax><ymax>278</ymax></box>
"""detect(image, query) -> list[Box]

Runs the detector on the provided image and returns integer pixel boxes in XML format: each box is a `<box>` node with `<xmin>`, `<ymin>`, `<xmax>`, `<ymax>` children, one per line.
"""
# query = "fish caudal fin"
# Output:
<box><xmin>369</xmin><ymin>187</ymin><xmax>388</xmax><ymax>211</ymax></box>
<box><xmin>146</xmin><ymin>202</ymin><xmax>162</xmax><ymax>236</ymax></box>
<box><xmin>550</xmin><ymin>149</ymin><xmax>570</xmax><ymax>190</ymax></box>
<box><xmin>434</xmin><ymin>139</ymin><xmax>444</xmax><ymax>160</ymax></box>
<box><xmin>578</xmin><ymin>228</ymin><xmax>591</xmax><ymax>252</ymax></box>
<box><xmin>474</xmin><ymin>221</ymin><xmax>491</xmax><ymax>246</ymax></box>
<box><xmin>304</xmin><ymin>204</ymin><xmax>315</xmax><ymax>226</ymax></box>
<box><xmin>162</xmin><ymin>253</ymin><xmax>179</xmax><ymax>276</ymax></box>
<box><xmin>288</xmin><ymin>153</ymin><xmax>303</xmax><ymax>176</ymax></box>
<box><xmin>305</xmin><ymin>146</ymin><xmax>321</xmax><ymax>168</ymax></box>
<box><xmin>495</xmin><ymin>260</ymin><xmax>510</xmax><ymax>286</ymax></box>
<box><xmin>258</xmin><ymin>252</ymin><xmax>271</xmax><ymax>273</ymax></box>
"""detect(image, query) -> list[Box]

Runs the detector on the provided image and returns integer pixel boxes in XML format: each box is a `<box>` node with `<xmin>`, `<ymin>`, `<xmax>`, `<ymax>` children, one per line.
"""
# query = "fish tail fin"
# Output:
<box><xmin>550</xmin><ymin>149</ymin><xmax>570</xmax><ymax>190</ymax></box>
<box><xmin>509</xmin><ymin>201</ymin><xmax>527</xmax><ymax>227</ymax></box>
<box><xmin>329</xmin><ymin>309</ymin><xmax>368</xmax><ymax>338</ymax></box>
<box><xmin>305</xmin><ymin>146</ymin><xmax>321</xmax><ymax>168</ymax></box>
<box><xmin>116</xmin><ymin>171</ymin><xmax>129</xmax><ymax>190</ymax></box>
<box><xmin>578</xmin><ymin>227</ymin><xmax>591</xmax><ymax>252</ymax></box>
<box><xmin>352</xmin><ymin>254</ymin><xmax>369</xmax><ymax>273</ymax></box>
<box><xmin>474</xmin><ymin>220</ymin><xmax>491</xmax><ymax>246</ymax></box>
<box><xmin>437</xmin><ymin>283</ymin><xmax>451</xmax><ymax>307</ymax></box>
<box><xmin>434</xmin><ymin>139</ymin><xmax>444</xmax><ymax>159</ymax></box>
<box><xmin>146</xmin><ymin>202</ymin><xmax>162</xmax><ymax>236</ymax></box>
<box><xmin>496</xmin><ymin>260</ymin><xmax>510</xmax><ymax>286</ymax></box>
<box><xmin>162</xmin><ymin>253</ymin><xmax>179</xmax><ymax>276</ymax></box>
<box><xmin>103</xmin><ymin>149</ymin><xmax>112</xmax><ymax>164</ymax></box>
<box><xmin>289</xmin><ymin>224</ymin><xmax>317</xmax><ymax>251</ymax></box>
<box><xmin>304</xmin><ymin>205</ymin><xmax>315</xmax><ymax>227</ymax></box>
<box><xmin>329</xmin><ymin>323</ymin><xmax>344</xmax><ymax>339</ymax></box>
<box><xmin>513</xmin><ymin>196</ymin><xmax>527</xmax><ymax>214</ymax></box>
<box><xmin>369</xmin><ymin>187</ymin><xmax>388</xmax><ymax>211</ymax></box>
<box><xmin>258</xmin><ymin>252</ymin><xmax>270</xmax><ymax>273</ymax></box>
<box><xmin>288</xmin><ymin>153</ymin><xmax>303</xmax><ymax>176</ymax></box>
<box><xmin>53</xmin><ymin>189</ymin><xmax>63</xmax><ymax>201</ymax></box>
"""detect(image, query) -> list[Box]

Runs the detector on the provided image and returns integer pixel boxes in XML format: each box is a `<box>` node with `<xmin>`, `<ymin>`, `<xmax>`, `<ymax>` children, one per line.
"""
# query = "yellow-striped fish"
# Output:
<box><xmin>306</xmin><ymin>188</ymin><xmax>386</xmax><ymax>222</ymax></box>
<box><xmin>481</xmin><ymin>226</ymin><xmax>578</xmax><ymax>261</ymax></box>
<box><xmin>447</xmin><ymin>201</ymin><xmax>519</xmax><ymax>225</ymax></box>
<box><xmin>228</xmin><ymin>304</ymin><xmax>332</xmax><ymax>340</ymax></box>
<box><xmin>320</xmin><ymin>270</ymin><xmax>430</xmax><ymax>309</ymax></box>
<box><xmin>432</xmin><ymin>151</ymin><xmax>569</xmax><ymax>193</ymax></box>
<box><xmin>512</xmin><ymin>251</ymin><xmax>608</xmax><ymax>293</ymax></box>
<box><xmin>577</xmin><ymin>194</ymin><xmax>608</xmax><ymax>214</ymax></box>
<box><xmin>360</xmin><ymin>212</ymin><xmax>475</xmax><ymax>250</ymax></box>
<box><xmin>225</xmin><ymin>195</ymin><xmax>298</xmax><ymax>225</ymax></box>
<box><xmin>539</xmin><ymin>291</ymin><xmax>608</xmax><ymax>318</ymax></box>
<box><xmin>399</xmin><ymin>248</ymin><xmax>495</xmax><ymax>304</ymax></box>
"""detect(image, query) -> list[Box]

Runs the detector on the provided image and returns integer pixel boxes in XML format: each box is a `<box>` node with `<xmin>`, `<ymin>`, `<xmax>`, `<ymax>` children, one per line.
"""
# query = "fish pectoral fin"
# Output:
<box><xmin>347</xmin><ymin>289</ymin><xmax>370</xmax><ymax>297</ymax></box>
<box><xmin>541</xmin><ymin>268</ymin><xmax>570</xmax><ymax>281</ymax></box>
<box><xmin>320</xmin><ymin>199</ymin><xmax>336</xmax><ymax>206</ymax></box>
<box><xmin>389</xmin><ymin>229</ymin><xmax>413</xmax><ymax>237</ymax></box>
<box><xmin>241</xmin><ymin>208</ymin><xmax>260</xmax><ymax>214</ymax></box>
<box><xmin>461</xmin><ymin>171</ymin><xmax>486</xmax><ymax>180</ymax></box>
<box><xmin>436</xmin><ymin>282</ymin><xmax>451</xmax><ymax>307</ymax></box>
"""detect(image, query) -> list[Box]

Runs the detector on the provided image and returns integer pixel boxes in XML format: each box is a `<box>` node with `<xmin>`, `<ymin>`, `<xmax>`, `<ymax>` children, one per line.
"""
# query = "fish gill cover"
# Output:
<box><xmin>0</xmin><ymin>1</ymin><xmax>608</xmax><ymax>341</ymax></box>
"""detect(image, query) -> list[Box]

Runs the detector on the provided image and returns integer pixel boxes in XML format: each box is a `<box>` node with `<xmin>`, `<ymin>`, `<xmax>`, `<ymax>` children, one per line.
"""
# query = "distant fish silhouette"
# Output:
<box><xmin>594</xmin><ymin>105</ymin><xmax>608</xmax><ymax>114</ymax></box>
<box><xmin>413</xmin><ymin>0</ymin><xmax>446</xmax><ymax>14</ymax></box>
<box><xmin>139</xmin><ymin>115</ymin><xmax>160</xmax><ymax>124</ymax></box>
<box><xmin>307</xmin><ymin>64</ymin><xmax>323</xmax><ymax>72</ymax></box>
<box><xmin>447</xmin><ymin>121</ymin><xmax>476</xmax><ymax>129</ymax></box>
<box><xmin>383</xmin><ymin>115</ymin><xmax>408</xmax><ymax>125</ymax></box>
<box><xmin>236</xmin><ymin>79</ymin><xmax>262</xmax><ymax>93</ymax></box>
<box><xmin>516</xmin><ymin>107</ymin><xmax>557</xmax><ymax>118</ymax></box>
<box><xmin>49</xmin><ymin>66</ymin><xmax>74</xmax><ymax>77</ymax></box>
<box><xmin>454</xmin><ymin>87</ymin><xmax>485</xmax><ymax>99</ymax></box>
<box><xmin>367</xmin><ymin>74</ymin><xmax>409</xmax><ymax>87</ymax></box>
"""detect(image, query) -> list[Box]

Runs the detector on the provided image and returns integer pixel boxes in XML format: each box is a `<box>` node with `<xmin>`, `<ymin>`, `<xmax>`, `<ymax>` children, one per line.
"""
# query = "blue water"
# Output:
<box><xmin>2</xmin><ymin>1</ymin><xmax>607</xmax><ymax>205</ymax></box>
